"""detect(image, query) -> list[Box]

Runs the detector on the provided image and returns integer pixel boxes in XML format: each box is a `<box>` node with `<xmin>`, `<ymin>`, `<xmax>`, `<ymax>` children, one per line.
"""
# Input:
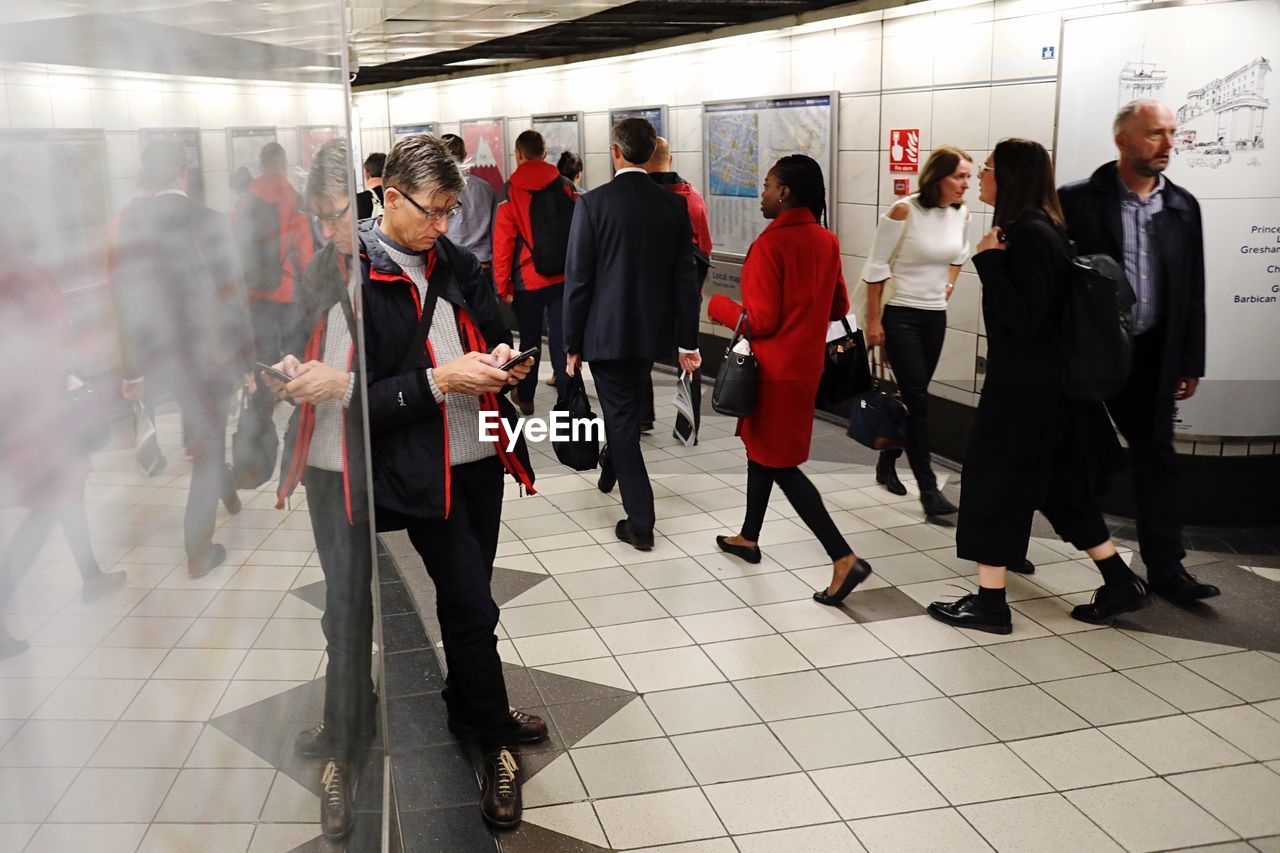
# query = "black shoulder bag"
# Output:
<box><xmin>711</xmin><ymin>310</ymin><xmax>758</xmax><ymax>417</ymax></box>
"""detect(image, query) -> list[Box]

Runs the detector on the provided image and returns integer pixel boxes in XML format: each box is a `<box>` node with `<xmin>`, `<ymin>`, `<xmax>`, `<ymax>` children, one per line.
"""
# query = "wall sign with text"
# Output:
<box><xmin>889</xmin><ymin>129</ymin><xmax>920</xmax><ymax>173</ymax></box>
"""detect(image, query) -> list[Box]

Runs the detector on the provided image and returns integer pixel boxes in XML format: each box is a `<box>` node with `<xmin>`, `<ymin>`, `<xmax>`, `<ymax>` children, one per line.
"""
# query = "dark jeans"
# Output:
<box><xmin>513</xmin><ymin>283</ymin><xmax>567</xmax><ymax>405</ymax></box>
<box><xmin>741</xmin><ymin>461</ymin><xmax>852</xmax><ymax>562</ymax></box>
<box><xmin>1107</xmin><ymin>328</ymin><xmax>1185</xmax><ymax>579</ymax></box>
<box><xmin>0</xmin><ymin>494</ymin><xmax>98</xmax><ymax>619</ymax></box>
<box><xmin>592</xmin><ymin>359</ymin><xmax>657</xmax><ymax>534</ymax></box>
<box><xmin>403</xmin><ymin>457</ymin><xmax>519</xmax><ymax>750</ymax></box>
<box><xmin>881</xmin><ymin>305</ymin><xmax>946</xmax><ymax>492</ymax></box>
<box><xmin>306</xmin><ymin>468</ymin><xmax>376</xmax><ymax>758</ymax></box>
<box><xmin>174</xmin><ymin>384</ymin><xmax>232</xmax><ymax>557</ymax></box>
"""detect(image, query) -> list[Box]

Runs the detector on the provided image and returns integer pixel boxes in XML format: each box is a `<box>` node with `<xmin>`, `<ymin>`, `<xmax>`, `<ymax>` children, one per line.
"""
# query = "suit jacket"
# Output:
<box><xmin>1058</xmin><ymin>161</ymin><xmax>1206</xmax><ymax>393</ymax></box>
<box><xmin>563</xmin><ymin>170</ymin><xmax>700</xmax><ymax>361</ymax></box>
<box><xmin>112</xmin><ymin>191</ymin><xmax>254</xmax><ymax>389</ymax></box>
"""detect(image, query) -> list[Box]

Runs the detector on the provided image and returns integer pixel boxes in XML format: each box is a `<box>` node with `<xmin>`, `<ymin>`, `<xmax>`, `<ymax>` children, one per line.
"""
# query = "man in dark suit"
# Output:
<box><xmin>564</xmin><ymin>118</ymin><xmax>702</xmax><ymax>550</ymax></box>
<box><xmin>1059</xmin><ymin>99</ymin><xmax>1214</xmax><ymax>605</ymax></box>
<box><xmin>115</xmin><ymin>141</ymin><xmax>255</xmax><ymax>578</ymax></box>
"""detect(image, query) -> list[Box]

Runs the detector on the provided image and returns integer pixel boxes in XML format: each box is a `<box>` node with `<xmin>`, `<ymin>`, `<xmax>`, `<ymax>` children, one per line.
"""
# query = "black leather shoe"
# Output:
<box><xmin>81</xmin><ymin>567</ymin><xmax>127</xmax><ymax>602</ymax></box>
<box><xmin>927</xmin><ymin>593</ymin><xmax>1012</xmax><ymax>634</ymax></box>
<box><xmin>920</xmin><ymin>489</ymin><xmax>958</xmax><ymax>517</ymax></box>
<box><xmin>597</xmin><ymin>444</ymin><xmax>615</xmax><ymax>493</ymax></box>
<box><xmin>615</xmin><ymin>519</ymin><xmax>654</xmax><ymax>551</ymax></box>
<box><xmin>450</xmin><ymin>708</ymin><xmax>548</xmax><ymax>745</ymax></box>
<box><xmin>187</xmin><ymin>543</ymin><xmax>226</xmax><ymax>579</ymax></box>
<box><xmin>1071</xmin><ymin>576</ymin><xmax>1151</xmax><ymax>624</ymax></box>
<box><xmin>481</xmin><ymin>748</ymin><xmax>522</xmax><ymax>829</ymax></box>
<box><xmin>1010</xmin><ymin>559</ymin><xmax>1036</xmax><ymax>575</ymax></box>
<box><xmin>320</xmin><ymin>760</ymin><xmax>355</xmax><ymax>840</ymax></box>
<box><xmin>716</xmin><ymin>535</ymin><xmax>761</xmax><ymax>564</ymax></box>
<box><xmin>876</xmin><ymin>453</ymin><xmax>907</xmax><ymax>496</ymax></box>
<box><xmin>1151</xmin><ymin>569</ymin><xmax>1220</xmax><ymax>603</ymax></box>
<box><xmin>813</xmin><ymin>558</ymin><xmax>873</xmax><ymax>606</ymax></box>
<box><xmin>295</xmin><ymin>716</ymin><xmax>377</xmax><ymax>760</ymax></box>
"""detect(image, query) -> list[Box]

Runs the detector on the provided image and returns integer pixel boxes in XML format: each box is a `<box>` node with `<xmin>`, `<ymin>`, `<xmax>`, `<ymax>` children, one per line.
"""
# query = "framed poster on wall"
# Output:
<box><xmin>702</xmin><ymin>93</ymin><xmax>837</xmax><ymax>258</ymax></box>
<box><xmin>610</xmin><ymin>105</ymin><xmax>668</xmax><ymax>139</ymax></box>
<box><xmin>1056</xmin><ymin>0</ymin><xmax>1280</xmax><ymax>437</ymax></box>
<box><xmin>394</xmin><ymin>122</ymin><xmax>438</xmax><ymax>140</ymax></box>
<box><xmin>227</xmin><ymin>126</ymin><xmax>277</xmax><ymax>179</ymax></box>
<box><xmin>298</xmin><ymin>125</ymin><xmax>340</xmax><ymax>173</ymax></box>
<box><xmin>140</xmin><ymin>128</ymin><xmax>204</xmax><ymax>203</ymax></box>
<box><xmin>460</xmin><ymin>117</ymin><xmax>508</xmax><ymax>193</ymax></box>
<box><xmin>531</xmin><ymin>112</ymin><xmax>584</xmax><ymax>174</ymax></box>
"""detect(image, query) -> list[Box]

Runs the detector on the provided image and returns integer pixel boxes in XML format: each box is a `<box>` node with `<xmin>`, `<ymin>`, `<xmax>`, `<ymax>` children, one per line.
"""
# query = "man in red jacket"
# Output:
<box><xmin>493</xmin><ymin>130</ymin><xmax>578</xmax><ymax>415</ymax></box>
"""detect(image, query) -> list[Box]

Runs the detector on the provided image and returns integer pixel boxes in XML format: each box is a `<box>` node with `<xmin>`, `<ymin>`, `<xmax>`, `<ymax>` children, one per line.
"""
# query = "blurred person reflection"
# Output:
<box><xmin>440</xmin><ymin>133</ymin><xmax>497</xmax><ymax>298</ymax></box>
<box><xmin>263</xmin><ymin>139</ymin><xmax>373</xmax><ymax>841</ymax></box>
<box><xmin>0</xmin><ymin>208</ymin><xmax>123</xmax><ymax>660</ymax></box>
<box><xmin>356</xmin><ymin>152</ymin><xmax>385</xmax><ymax>220</ymax></box>
<box><xmin>113</xmin><ymin>140</ymin><xmax>256</xmax><ymax>578</ymax></box>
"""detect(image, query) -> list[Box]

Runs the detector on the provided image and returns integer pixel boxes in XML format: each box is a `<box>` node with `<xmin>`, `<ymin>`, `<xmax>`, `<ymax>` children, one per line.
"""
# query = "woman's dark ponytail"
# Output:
<box><xmin>772</xmin><ymin>154</ymin><xmax>828</xmax><ymax>229</ymax></box>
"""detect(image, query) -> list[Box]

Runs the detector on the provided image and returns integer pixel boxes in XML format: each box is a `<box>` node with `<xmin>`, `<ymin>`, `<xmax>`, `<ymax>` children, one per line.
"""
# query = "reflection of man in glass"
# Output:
<box><xmin>113</xmin><ymin>141</ymin><xmax>255</xmax><ymax>578</ymax></box>
<box><xmin>263</xmin><ymin>139</ymin><xmax>370</xmax><ymax>841</ymax></box>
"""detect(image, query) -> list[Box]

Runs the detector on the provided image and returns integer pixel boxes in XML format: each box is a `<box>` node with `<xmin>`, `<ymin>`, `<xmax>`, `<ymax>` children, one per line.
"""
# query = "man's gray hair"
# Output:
<box><xmin>305</xmin><ymin>138</ymin><xmax>352</xmax><ymax>206</ymax></box>
<box><xmin>383</xmin><ymin>134</ymin><xmax>465</xmax><ymax>199</ymax></box>
<box><xmin>1114</xmin><ymin>99</ymin><xmax>1165</xmax><ymax>134</ymax></box>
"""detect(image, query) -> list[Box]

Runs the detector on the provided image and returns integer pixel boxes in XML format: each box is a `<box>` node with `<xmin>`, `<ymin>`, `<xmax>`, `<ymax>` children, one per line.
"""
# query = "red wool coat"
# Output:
<box><xmin>708</xmin><ymin>207</ymin><xmax>849</xmax><ymax>468</ymax></box>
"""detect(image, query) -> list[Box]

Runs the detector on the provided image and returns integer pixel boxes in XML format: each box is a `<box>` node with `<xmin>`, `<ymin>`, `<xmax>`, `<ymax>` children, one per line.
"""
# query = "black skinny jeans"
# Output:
<box><xmin>881</xmin><ymin>305</ymin><xmax>947</xmax><ymax>492</ymax></box>
<box><xmin>741</xmin><ymin>461</ymin><xmax>852</xmax><ymax>562</ymax></box>
<box><xmin>513</xmin><ymin>282</ymin><xmax>567</xmax><ymax>405</ymax></box>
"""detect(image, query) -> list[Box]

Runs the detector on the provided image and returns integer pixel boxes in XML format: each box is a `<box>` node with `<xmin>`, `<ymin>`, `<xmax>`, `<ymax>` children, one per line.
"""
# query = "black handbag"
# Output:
<box><xmin>551</xmin><ymin>373</ymin><xmax>601</xmax><ymax>471</ymax></box>
<box><xmin>847</xmin><ymin>347</ymin><xmax>909</xmax><ymax>451</ymax></box>
<box><xmin>816</xmin><ymin>319</ymin><xmax>873</xmax><ymax>407</ymax></box>
<box><xmin>232</xmin><ymin>391</ymin><xmax>279</xmax><ymax>489</ymax></box>
<box><xmin>711</xmin><ymin>311</ymin><xmax>758</xmax><ymax>417</ymax></box>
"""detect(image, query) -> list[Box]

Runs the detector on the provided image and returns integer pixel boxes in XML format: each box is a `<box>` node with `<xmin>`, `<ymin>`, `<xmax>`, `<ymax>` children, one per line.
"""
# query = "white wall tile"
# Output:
<box><xmin>931</xmin><ymin>86</ymin><xmax>992</xmax><ymax>152</ymax></box>
<box><xmin>882</xmin><ymin>27</ymin><xmax>937</xmax><ymax>91</ymax></box>
<box><xmin>790</xmin><ymin>31</ymin><xmax>837</xmax><ymax>93</ymax></box>
<box><xmin>676</xmin><ymin>62</ymin><xmax>714</xmax><ymax>106</ymax></box>
<box><xmin>838</xmin><ymin>150</ymin><xmax>879</xmax><ymax>206</ymax></box>
<box><xmin>934</xmin><ymin>21</ymin><xmax>994</xmax><ymax>85</ymax></box>
<box><xmin>988</xmin><ymin>82</ymin><xmax>1056</xmax><ymax>146</ymax></box>
<box><xmin>679</xmin><ymin>158</ymin><xmax>704</xmax><ymax>199</ymax></box>
<box><xmin>584</xmin><ymin>112</ymin><xmax>610</xmax><ymax>154</ymax></box>
<box><xmin>839</xmin><ymin>95</ymin><xmax>881</xmax><ymax>152</ymax></box>
<box><xmin>709</xmin><ymin>48</ymin><xmax>791</xmax><ymax>102</ymax></box>
<box><xmin>205</xmin><ymin>172</ymin><xmax>231</xmax><ymax>213</ymax></box>
<box><xmin>834</xmin><ymin>23</ymin><xmax>883</xmax><ymax>93</ymax></box>
<box><xmin>836</xmin><ymin>203</ymin><xmax>879</xmax><ymax>259</ymax></box>
<box><xmin>584</xmin><ymin>152</ymin><xmax>611</xmax><ymax>191</ymax></box>
<box><xmin>935</xmin><ymin>328</ymin><xmax>978</xmax><ymax>390</ymax></box>
<box><xmin>9</xmin><ymin>85</ymin><xmax>52</xmax><ymax>128</ymax></box>
<box><xmin>0</xmin><ymin>86</ymin><xmax>10</xmax><ymax>128</ymax></box>
<box><xmin>559</xmin><ymin>67</ymin><xmax>610</xmax><ymax>113</ymax></box>
<box><xmin>50</xmin><ymin>86</ymin><xmax>92</xmax><ymax>128</ymax></box>
<box><xmin>993</xmin><ymin>0</ymin><xmax>1094</xmax><ymax>21</ymax></box>
<box><xmin>107</xmin><ymin>132</ymin><xmax>139</xmax><ymax>180</ymax></box>
<box><xmin>947</xmin><ymin>270</ymin><xmax>983</xmax><ymax>334</ymax></box>
<box><xmin>673</xmin><ymin>106</ymin><xmax>702</xmax><ymax>155</ymax></box>
<box><xmin>162</xmin><ymin>92</ymin><xmax>199</xmax><ymax>127</ymax></box>
<box><xmin>880</xmin><ymin>91</ymin><xmax>933</xmax><ymax>153</ymax></box>
<box><xmin>202</xmin><ymin>130</ymin><xmax>228</xmax><ymax>173</ymax></box>
<box><xmin>991</xmin><ymin>13</ymin><xmax>1062</xmax><ymax>81</ymax></box>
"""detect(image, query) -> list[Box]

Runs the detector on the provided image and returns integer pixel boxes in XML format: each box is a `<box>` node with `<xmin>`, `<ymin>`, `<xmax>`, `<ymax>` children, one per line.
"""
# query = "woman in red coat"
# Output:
<box><xmin>708</xmin><ymin>155</ymin><xmax>873</xmax><ymax>605</ymax></box>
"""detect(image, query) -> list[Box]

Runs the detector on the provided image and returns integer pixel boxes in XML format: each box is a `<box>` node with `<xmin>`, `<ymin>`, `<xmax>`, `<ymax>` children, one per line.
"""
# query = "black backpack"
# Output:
<box><xmin>526</xmin><ymin>177</ymin><xmax>575</xmax><ymax>277</ymax></box>
<box><xmin>1059</xmin><ymin>245</ymin><xmax>1137</xmax><ymax>402</ymax></box>
<box><xmin>232</xmin><ymin>192</ymin><xmax>284</xmax><ymax>292</ymax></box>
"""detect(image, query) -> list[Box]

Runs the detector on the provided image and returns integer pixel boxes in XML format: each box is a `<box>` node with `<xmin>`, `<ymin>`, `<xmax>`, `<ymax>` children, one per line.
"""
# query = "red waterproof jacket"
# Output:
<box><xmin>243</xmin><ymin>172</ymin><xmax>315</xmax><ymax>304</ymax></box>
<box><xmin>492</xmin><ymin>159</ymin><xmax>577</xmax><ymax>300</ymax></box>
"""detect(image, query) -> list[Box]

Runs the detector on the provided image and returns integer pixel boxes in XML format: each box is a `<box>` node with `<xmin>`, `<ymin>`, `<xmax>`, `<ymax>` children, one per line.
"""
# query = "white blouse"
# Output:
<box><xmin>861</xmin><ymin>196</ymin><xmax>970</xmax><ymax>311</ymax></box>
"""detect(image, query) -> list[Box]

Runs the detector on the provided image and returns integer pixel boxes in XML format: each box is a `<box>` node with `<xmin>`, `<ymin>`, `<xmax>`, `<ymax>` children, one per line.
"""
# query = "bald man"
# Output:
<box><xmin>1059</xmin><ymin>100</ymin><xmax>1212</xmax><ymax>606</ymax></box>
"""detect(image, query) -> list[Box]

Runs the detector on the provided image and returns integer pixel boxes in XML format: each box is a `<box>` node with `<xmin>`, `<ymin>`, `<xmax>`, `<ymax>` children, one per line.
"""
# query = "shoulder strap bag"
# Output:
<box><xmin>711</xmin><ymin>310</ymin><xmax>758</xmax><ymax>418</ymax></box>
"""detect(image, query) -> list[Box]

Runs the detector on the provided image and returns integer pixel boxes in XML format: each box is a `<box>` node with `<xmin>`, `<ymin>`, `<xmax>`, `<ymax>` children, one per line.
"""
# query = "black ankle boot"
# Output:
<box><xmin>876</xmin><ymin>453</ymin><xmax>907</xmax><ymax>496</ymax></box>
<box><xmin>920</xmin><ymin>489</ymin><xmax>958</xmax><ymax>517</ymax></box>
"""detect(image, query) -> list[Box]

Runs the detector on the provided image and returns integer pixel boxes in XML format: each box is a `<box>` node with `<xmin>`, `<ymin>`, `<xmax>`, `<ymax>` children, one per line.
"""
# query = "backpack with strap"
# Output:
<box><xmin>1058</xmin><ymin>238</ymin><xmax>1137</xmax><ymax>402</ymax></box>
<box><xmin>233</xmin><ymin>192</ymin><xmax>284</xmax><ymax>293</ymax></box>
<box><xmin>526</xmin><ymin>177</ymin><xmax>575</xmax><ymax>277</ymax></box>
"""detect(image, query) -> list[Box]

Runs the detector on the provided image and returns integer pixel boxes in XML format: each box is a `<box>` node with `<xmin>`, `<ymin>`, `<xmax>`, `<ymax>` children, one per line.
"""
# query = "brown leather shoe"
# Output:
<box><xmin>509</xmin><ymin>708</ymin><xmax>548</xmax><ymax>744</ymax></box>
<box><xmin>480</xmin><ymin>748</ymin><xmax>522</xmax><ymax>829</ymax></box>
<box><xmin>320</xmin><ymin>760</ymin><xmax>355</xmax><ymax>840</ymax></box>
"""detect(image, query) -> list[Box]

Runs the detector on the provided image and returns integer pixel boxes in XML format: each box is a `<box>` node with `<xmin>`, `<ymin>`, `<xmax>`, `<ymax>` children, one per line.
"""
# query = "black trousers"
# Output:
<box><xmin>305</xmin><ymin>469</ymin><xmax>376</xmax><ymax>758</ymax></box>
<box><xmin>174</xmin><ymin>385</ymin><xmax>232</xmax><ymax>557</ymax></box>
<box><xmin>741</xmin><ymin>461</ymin><xmax>852</xmax><ymax>561</ymax></box>
<box><xmin>591</xmin><ymin>359</ymin><xmax>657</xmax><ymax>534</ymax></box>
<box><xmin>403</xmin><ymin>457</ymin><xmax>519</xmax><ymax>750</ymax></box>
<box><xmin>881</xmin><ymin>306</ymin><xmax>946</xmax><ymax>492</ymax></box>
<box><xmin>0</xmin><ymin>493</ymin><xmax>98</xmax><ymax>621</ymax></box>
<box><xmin>513</xmin><ymin>283</ymin><xmax>567</xmax><ymax>405</ymax></box>
<box><xmin>1107</xmin><ymin>329</ymin><xmax>1185</xmax><ymax>579</ymax></box>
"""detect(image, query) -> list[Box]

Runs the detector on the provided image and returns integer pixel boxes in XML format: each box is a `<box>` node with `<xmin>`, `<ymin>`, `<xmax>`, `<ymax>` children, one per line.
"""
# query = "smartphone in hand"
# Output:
<box><xmin>257</xmin><ymin>362</ymin><xmax>292</xmax><ymax>384</ymax></box>
<box><xmin>499</xmin><ymin>348</ymin><xmax>539</xmax><ymax>371</ymax></box>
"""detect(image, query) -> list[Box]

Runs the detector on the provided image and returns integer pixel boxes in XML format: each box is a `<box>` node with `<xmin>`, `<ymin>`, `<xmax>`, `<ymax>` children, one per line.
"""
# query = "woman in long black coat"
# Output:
<box><xmin>927</xmin><ymin>139</ymin><xmax>1145</xmax><ymax>635</ymax></box>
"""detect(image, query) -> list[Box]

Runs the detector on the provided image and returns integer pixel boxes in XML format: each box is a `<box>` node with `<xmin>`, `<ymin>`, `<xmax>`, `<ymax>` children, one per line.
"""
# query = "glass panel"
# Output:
<box><xmin>0</xmin><ymin>2</ymin><xmax>385</xmax><ymax>849</ymax></box>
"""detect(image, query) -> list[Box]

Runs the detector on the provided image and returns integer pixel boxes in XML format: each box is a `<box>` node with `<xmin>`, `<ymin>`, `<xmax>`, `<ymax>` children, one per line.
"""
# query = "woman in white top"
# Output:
<box><xmin>860</xmin><ymin>146</ymin><xmax>972</xmax><ymax>517</ymax></box>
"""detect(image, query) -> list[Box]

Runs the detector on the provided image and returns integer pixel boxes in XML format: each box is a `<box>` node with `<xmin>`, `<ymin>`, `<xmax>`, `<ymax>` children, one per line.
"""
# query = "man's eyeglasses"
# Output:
<box><xmin>396</xmin><ymin>189</ymin><xmax>462</xmax><ymax>222</ymax></box>
<box><xmin>312</xmin><ymin>202</ymin><xmax>349</xmax><ymax>225</ymax></box>
<box><xmin>978</xmin><ymin>164</ymin><xmax>995</xmax><ymax>176</ymax></box>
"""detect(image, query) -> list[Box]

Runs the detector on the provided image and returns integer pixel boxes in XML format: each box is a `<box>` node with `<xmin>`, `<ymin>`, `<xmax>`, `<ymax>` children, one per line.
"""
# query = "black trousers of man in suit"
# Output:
<box><xmin>1107</xmin><ymin>328</ymin><xmax>1185</xmax><ymax>580</ymax></box>
<box><xmin>170</xmin><ymin>381</ymin><xmax>233</xmax><ymax>559</ymax></box>
<box><xmin>591</xmin><ymin>359</ymin><xmax>657</xmax><ymax>535</ymax></box>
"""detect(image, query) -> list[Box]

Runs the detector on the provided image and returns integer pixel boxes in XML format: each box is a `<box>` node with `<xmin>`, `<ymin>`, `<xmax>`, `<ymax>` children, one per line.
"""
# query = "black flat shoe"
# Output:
<box><xmin>813</xmin><ymin>558</ymin><xmax>872</xmax><ymax>606</ymax></box>
<box><xmin>1150</xmin><ymin>569</ymin><xmax>1220</xmax><ymax>603</ymax></box>
<box><xmin>320</xmin><ymin>760</ymin><xmax>355</xmax><ymax>840</ymax></box>
<box><xmin>187</xmin><ymin>543</ymin><xmax>226</xmax><ymax>579</ymax></box>
<box><xmin>1009</xmin><ymin>559</ymin><xmax>1036</xmax><ymax>575</ymax></box>
<box><xmin>615</xmin><ymin>519</ymin><xmax>654</xmax><ymax>551</ymax></box>
<box><xmin>876</xmin><ymin>453</ymin><xmax>907</xmax><ymax>497</ymax></box>
<box><xmin>716</xmin><ymin>535</ymin><xmax>761</xmax><ymax>564</ymax></box>
<box><xmin>927</xmin><ymin>593</ymin><xmax>1012</xmax><ymax>634</ymax></box>
<box><xmin>1071</xmin><ymin>576</ymin><xmax>1151</xmax><ymax>624</ymax></box>
<box><xmin>920</xmin><ymin>489</ymin><xmax>958</xmax><ymax>517</ymax></box>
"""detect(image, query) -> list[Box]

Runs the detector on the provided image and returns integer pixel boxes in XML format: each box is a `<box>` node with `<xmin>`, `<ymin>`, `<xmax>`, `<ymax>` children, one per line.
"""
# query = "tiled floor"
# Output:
<box><xmin>0</xmin><ymin>402</ymin><xmax>381</xmax><ymax>852</ymax></box>
<box><xmin>412</xmin><ymin>365</ymin><xmax>1280</xmax><ymax>853</ymax></box>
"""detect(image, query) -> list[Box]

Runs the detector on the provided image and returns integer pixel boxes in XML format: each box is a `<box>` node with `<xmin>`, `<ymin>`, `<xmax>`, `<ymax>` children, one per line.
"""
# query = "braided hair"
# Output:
<box><xmin>771</xmin><ymin>154</ymin><xmax>828</xmax><ymax>228</ymax></box>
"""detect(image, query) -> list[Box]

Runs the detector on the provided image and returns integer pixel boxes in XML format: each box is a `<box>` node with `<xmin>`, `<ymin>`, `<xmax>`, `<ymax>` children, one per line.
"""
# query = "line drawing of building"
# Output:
<box><xmin>1118</xmin><ymin>54</ymin><xmax>1167</xmax><ymax>106</ymax></box>
<box><xmin>1177</xmin><ymin>57</ymin><xmax>1270</xmax><ymax>148</ymax></box>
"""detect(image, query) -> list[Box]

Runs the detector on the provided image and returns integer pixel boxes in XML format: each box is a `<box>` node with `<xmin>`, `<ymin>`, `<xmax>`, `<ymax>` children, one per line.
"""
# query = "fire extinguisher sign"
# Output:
<box><xmin>889</xmin><ymin>129</ymin><xmax>920</xmax><ymax>173</ymax></box>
